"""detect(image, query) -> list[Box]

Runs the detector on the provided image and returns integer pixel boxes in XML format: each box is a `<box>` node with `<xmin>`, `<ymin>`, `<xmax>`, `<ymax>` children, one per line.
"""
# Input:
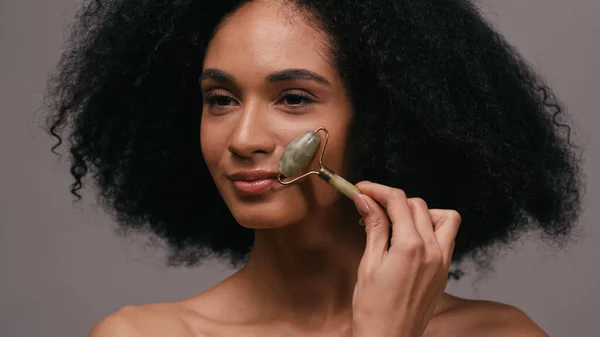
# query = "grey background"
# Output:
<box><xmin>1</xmin><ymin>0</ymin><xmax>598</xmax><ymax>336</ymax></box>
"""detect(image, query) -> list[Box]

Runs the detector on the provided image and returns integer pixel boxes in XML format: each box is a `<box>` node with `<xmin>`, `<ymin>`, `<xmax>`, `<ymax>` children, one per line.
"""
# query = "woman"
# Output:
<box><xmin>45</xmin><ymin>0</ymin><xmax>583</xmax><ymax>336</ymax></box>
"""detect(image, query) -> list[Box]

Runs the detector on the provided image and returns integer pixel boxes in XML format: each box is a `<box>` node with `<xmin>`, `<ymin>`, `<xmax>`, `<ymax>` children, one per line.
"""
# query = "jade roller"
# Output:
<box><xmin>277</xmin><ymin>127</ymin><xmax>361</xmax><ymax>200</ymax></box>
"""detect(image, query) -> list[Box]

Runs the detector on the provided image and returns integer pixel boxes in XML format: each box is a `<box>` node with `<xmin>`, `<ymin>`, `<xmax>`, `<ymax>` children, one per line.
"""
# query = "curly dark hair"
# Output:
<box><xmin>44</xmin><ymin>0</ymin><xmax>583</xmax><ymax>272</ymax></box>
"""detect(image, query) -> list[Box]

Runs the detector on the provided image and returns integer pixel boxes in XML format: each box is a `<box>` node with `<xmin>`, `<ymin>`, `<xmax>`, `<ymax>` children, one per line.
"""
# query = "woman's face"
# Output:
<box><xmin>200</xmin><ymin>1</ymin><xmax>354</xmax><ymax>229</ymax></box>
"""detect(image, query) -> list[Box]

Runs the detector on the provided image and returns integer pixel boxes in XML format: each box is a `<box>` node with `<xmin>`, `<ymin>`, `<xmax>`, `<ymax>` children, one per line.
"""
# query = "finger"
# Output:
<box><xmin>355</xmin><ymin>181</ymin><xmax>421</xmax><ymax>248</ymax></box>
<box><xmin>354</xmin><ymin>193</ymin><xmax>389</xmax><ymax>263</ymax></box>
<box><xmin>407</xmin><ymin>198</ymin><xmax>438</xmax><ymax>248</ymax></box>
<box><xmin>429</xmin><ymin>209</ymin><xmax>461</xmax><ymax>267</ymax></box>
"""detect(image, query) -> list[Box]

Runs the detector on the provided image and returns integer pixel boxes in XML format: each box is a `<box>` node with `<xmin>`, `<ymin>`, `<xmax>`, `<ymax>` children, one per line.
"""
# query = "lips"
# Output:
<box><xmin>232</xmin><ymin>179</ymin><xmax>276</xmax><ymax>195</ymax></box>
<box><xmin>227</xmin><ymin>170</ymin><xmax>279</xmax><ymax>195</ymax></box>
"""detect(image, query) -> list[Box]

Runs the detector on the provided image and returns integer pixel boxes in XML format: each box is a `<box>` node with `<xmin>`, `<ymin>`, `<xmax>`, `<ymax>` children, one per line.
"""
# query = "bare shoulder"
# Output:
<box><xmin>429</xmin><ymin>294</ymin><xmax>548</xmax><ymax>337</ymax></box>
<box><xmin>88</xmin><ymin>302</ymin><xmax>212</xmax><ymax>337</ymax></box>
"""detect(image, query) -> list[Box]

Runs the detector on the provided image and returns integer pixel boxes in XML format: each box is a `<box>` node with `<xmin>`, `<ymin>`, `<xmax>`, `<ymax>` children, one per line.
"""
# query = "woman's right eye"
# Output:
<box><xmin>203</xmin><ymin>91</ymin><xmax>239</xmax><ymax>115</ymax></box>
<box><xmin>204</xmin><ymin>94</ymin><xmax>236</xmax><ymax>107</ymax></box>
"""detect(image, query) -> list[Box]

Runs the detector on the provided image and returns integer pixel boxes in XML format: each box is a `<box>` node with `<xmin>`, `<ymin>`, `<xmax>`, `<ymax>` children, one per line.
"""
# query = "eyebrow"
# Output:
<box><xmin>199</xmin><ymin>68</ymin><xmax>235</xmax><ymax>83</ymax></box>
<box><xmin>199</xmin><ymin>68</ymin><xmax>331</xmax><ymax>85</ymax></box>
<box><xmin>266</xmin><ymin>69</ymin><xmax>330</xmax><ymax>85</ymax></box>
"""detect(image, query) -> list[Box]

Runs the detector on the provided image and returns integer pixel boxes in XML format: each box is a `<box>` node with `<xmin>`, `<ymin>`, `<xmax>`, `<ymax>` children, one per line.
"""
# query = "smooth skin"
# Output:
<box><xmin>89</xmin><ymin>1</ymin><xmax>547</xmax><ymax>336</ymax></box>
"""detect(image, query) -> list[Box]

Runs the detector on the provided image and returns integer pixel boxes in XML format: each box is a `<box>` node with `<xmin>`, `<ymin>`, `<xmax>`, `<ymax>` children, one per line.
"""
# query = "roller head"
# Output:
<box><xmin>277</xmin><ymin>130</ymin><xmax>321</xmax><ymax>177</ymax></box>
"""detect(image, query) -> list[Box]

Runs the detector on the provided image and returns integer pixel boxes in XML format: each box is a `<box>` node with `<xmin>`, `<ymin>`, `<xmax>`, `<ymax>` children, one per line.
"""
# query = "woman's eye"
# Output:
<box><xmin>205</xmin><ymin>94</ymin><xmax>235</xmax><ymax>106</ymax></box>
<box><xmin>281</xmin><ymin>93</ymin><xmax>314</xmax><ymax>106</ymax></box>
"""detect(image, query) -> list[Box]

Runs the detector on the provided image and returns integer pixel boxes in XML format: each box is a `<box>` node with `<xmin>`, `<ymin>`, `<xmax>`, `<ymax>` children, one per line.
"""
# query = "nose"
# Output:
<box><xmin>227</xmin><ymin>104</ymin><xmax>275</xmax><ymax>159</ymax></box>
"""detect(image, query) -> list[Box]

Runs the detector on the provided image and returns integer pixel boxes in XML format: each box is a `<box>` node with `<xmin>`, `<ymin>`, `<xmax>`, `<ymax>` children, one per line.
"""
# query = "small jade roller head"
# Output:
<box><xmin>277</xmin><ymin>129</ymin><xmax>321</xmax><ymax>178</ymax></box>
<box><xmin>276</xmin><ymin>127</ymin><xmax>362</xmax><ymax>201</ymax></box>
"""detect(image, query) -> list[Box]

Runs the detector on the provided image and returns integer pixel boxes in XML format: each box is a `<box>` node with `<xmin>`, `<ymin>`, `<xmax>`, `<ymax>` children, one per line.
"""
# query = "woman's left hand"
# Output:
<box><xmin>351</xmin><ymin>181</ymin><xmax>461</xmax><ymax>337</ymax></box>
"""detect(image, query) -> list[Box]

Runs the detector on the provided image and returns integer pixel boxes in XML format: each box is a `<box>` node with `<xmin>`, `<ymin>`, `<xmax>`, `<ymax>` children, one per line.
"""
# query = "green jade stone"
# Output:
<box><xmin>277</xmin><ymin>130</ymin><xmax>321</xmax><ymax>177</ymax></box>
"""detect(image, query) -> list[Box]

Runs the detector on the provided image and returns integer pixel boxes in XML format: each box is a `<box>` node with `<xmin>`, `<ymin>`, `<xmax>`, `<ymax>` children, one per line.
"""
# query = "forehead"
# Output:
<box><xmin>203</xmin><ymin>1</ymin><xmax>332</xmax><ymax>74</ymax></box>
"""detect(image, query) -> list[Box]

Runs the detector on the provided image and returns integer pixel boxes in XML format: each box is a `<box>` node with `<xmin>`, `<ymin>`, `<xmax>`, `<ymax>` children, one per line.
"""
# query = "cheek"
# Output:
<box><xmin>200</xmin><ymin>129</ymin><xmax>209</xmax><ymax>162</ymax></box>
<box><xmin>301</xmin><ymin>129</ymin><xmax>352</xmax><ymax>205</ymax></box>
<box><xmin>200</xmin><ymin>122</ymin><xmax>223</xmax><ymax>172</ymax></box>
<box><xmin>315</xmin><ymin>125</ymin><xmax>352</xmax><ymax>176</ymax></box>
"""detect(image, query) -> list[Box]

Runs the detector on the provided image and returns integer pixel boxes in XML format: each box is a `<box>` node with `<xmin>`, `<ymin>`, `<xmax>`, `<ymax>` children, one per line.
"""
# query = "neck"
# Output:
<box><xmin>239</xmin><ymin>199</ymin><xmax>365</xmax><ymax>328</ymax></box>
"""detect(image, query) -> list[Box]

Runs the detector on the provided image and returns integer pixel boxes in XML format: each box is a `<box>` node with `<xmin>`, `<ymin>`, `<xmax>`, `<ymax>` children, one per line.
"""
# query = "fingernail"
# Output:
<box><xmin>358</xmin><ymin>217</ymin><xmax>365</xmax><ymax>226</ymax></box>
<box><xmin>355</xmin><ymin>194</ymin><xmax>371</xmax><ymax>216</ymax></box>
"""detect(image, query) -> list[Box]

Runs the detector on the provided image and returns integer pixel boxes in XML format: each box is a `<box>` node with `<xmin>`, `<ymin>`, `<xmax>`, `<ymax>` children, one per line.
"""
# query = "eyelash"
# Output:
<box><xmin>280</xmin><ymin>91</ymin><xmax>315</xmax><ymax>106</ymax></box>
<box><xmin>203</xmin><ymin>91</ymin><xmax>315</xmax><ymax>110</ymax></box>
<box><xmin>204</xmin><ymin>93</ymin><xmax>235</xmax><ymax>107</ymax></box>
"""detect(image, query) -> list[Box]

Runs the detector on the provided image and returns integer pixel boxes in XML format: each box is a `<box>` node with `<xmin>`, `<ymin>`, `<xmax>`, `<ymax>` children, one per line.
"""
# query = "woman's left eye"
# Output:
<box><xmin>279</xmin><ymin>92</ymin><xmax>315</xmax><ymax>106</ymax></box>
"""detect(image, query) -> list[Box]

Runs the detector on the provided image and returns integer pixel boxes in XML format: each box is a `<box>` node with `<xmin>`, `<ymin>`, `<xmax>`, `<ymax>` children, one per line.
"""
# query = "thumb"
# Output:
<box><xmin>354</xmin><ymin>193</ymin><xmax>390</xmax><ymax>262</ymax></box>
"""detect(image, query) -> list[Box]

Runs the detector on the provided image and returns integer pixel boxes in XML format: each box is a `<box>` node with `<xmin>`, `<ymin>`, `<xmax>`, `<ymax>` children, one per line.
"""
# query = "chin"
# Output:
<box><xmin>226</xmin><ymin>192</ymin><xmax>310</xmax><ymax>229</ymax></box>
<box><xmin>232</xmin><ymin>204</ymin><xmax>308</xmax><ymax>229</ymax></box>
